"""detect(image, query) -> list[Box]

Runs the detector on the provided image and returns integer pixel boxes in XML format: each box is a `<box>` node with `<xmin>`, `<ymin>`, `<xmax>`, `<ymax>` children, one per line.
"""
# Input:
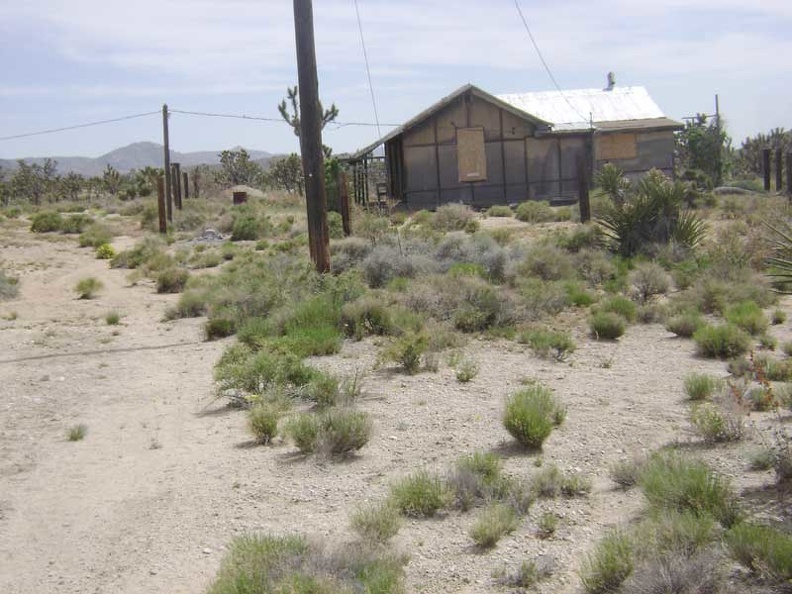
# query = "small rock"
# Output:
<box><xmin>202</xmin><ymin>548</ymin><xmax>212</xmax><ymax>555</ymax></box>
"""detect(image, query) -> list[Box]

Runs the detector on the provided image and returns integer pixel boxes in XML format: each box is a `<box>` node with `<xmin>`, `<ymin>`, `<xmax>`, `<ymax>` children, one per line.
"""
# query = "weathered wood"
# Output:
<box><xmin>171</xmin><ymin>163</ymin><xmax>182</xmax><ymax>210</ymax></box>
<box><xmin>776</xmin><ymin>149</ymin><xmax>783</xmax><ymax>193</ymax></box>
<box><xmin>338</xmin><ymin>170</ymin><xmax>351</xmax><ymax>236</ymax></box>
<box><xmin>156</xmin><ymin>176</ymin><xmax>167</xmax><ymax>234</ymax></box>
<box><xmin>786</xmin><ymin>153</ymin><xmax>792</xmax><ymax>199</ymax></box>
<box><xmin>293</xmin><ymin>0</ymin><xmax>330</xmax><ymax>272</ymax></box>
<box><xmin>763</xmin><ymin>148</ymin><xmax>772</xmax><ymax>192</ymax></box>
<box><xmin>577</xmin><ymin>155</ymin><xmax>591</xmax><ymax>223</ymax></box>
<box><xmin>162</xmin><ymin>104</ymin><xmax>173</xmax><ymax>222</ymax></box>
<box><xmin>182</xmin><ymin>171</ymin><xmax>189</xmax><ymax>199</ymax></box>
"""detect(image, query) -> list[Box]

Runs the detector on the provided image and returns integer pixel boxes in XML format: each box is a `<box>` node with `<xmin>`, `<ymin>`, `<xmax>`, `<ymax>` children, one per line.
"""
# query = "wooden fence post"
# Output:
<box><xmin>763</xmin><ymin>149</ymin><xmax>772</xmax><ymax>192</ymax></box>
<box><xmin>172</xmin><ymin>163</ymin><xmax>182</xmax><ymax>209</ymax></box>
<box><xmin>338</xmin><ymin>170</ymin><xmax>351</xmax><ymax>237</ymax></box>
<box><xmin>786</xmin><ymin>152</ymin><xmax>792</xmax><ymax>198</ymax></box>
<box><xmin>776</xmin><ymin>149</ymin><xmax>783</xmax><ymax>193</ymax></box>
<box><xmin>577</xmin><ymin>156</ymin><xmax>591</xmax><ymax>223</ymax></box>
<box><xmin>182</xmin><ymin>171</ymin><xmax>189</xmax><ymax>199</ymax></box>
<box><xmin>156</xmin><ymin>176</ymin><xmax>167</xmax><ymax>234</ymax></box>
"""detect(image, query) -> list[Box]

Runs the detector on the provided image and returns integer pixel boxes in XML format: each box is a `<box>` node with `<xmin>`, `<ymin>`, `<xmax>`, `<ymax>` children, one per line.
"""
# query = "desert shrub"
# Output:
<box><xmin>450</xmin><ymin>356</ymin><xmax>477</xmax><ymax>382</ymax></box>
<box><xmin>110</xmin><ymin>236</ymin><xmax>167</xmax><ymax>270</ymax></box>
<box><xmin>565</xmin><ymin>281</ymin><xmax>596</xmax><ymax>307</ymax></box>
<box><xmin>724</xmin><ymin>300</ymin><xmax>768</xmax><ymax>335</ymax></box>
<box><xmin>79</xmin><ymin>223</ymin><xmax>113</xmax><ymax>248</ymax></box>
<box><xmin>574</xmin><ymin>248</ymin><xmax>618</xmax><ymax>286</ymax></box>
<box><xmin>753</xmin><ymin>354</ymin><xmax>792</xmax><ymax>382</ymax></box>
<box><xmin>316</xmin><ymin>408</ymin><xmax>372</xmax><ymax>456</ymax></box>
<box><xmin>350</xmin><ymin>501</ymin><xmax>402</xmax><ymax>543</ymax></box>
<box><xmin>189</xmin><ymin>250</ymin><xmax>222</xmax><ymax>269</ymax></box>
<box><xmin>214</xmin><ymin>347</ymin><xmax>317</xmax><ymax>396</ymax></box>
<box><xmin>579</xmin><ymin>531</ymin><xmax>634</xmax><ymax>594</ymax></box>
<box><xmin>639</xmin><ymin>453</ymin><xmax>740</xmax><ymax>527</ymax></box>
<box><xmin>726</xmin><ymin>522</ymin><xmax>792</xmax><ymax>580</ymax></box>
<box><xmin>105</xmin><ymin>310</ymin><xmax>121</xmax><ymax>325</ymax></box>
<box><xmin>590</xmin><ymin>312</ymin><xmax>626</xmax><ymax>340</ymax></box>
<box><xmin>30</xmin><ymin>210</ymin><xmax>63</xmax><ymax>233</ymax></box>
<box><xmin>536</xmin><ymin>512</ymin><xmax>558</xmax><ymax>539</ymax></box>
<box><xmin>302</xmin><ymin>371</ymin><xmax>340</xmax><ymax>408</ymax></box>
<box><xmin>447</xmin><ymin>451</ymin><xmax>503</xmax><ymax>511</ymax></box>
<box><xmin>469</xmin><ymin>503</ymin><xmax>519</xmax><ymax>549</ymax></box>
<box><xmin>486</xmin><ymin>204</ymin><xmax>513</xmax><ymax>217</ymax></box>
<box><xmin>629</xmin><ymin>262</ymin><xmax>670</xmax><ymax>303</ymax></box>
<box><xmin>599</xmin><ymin>295</ymin><xmax>637</xmax><ymax>322</ymax></box>
<box><xmin>518</xmin><ymin>278</ymin><xmax>569</xmax><ymax>319</ymax></box>
<box><xmin>515</xmin><ymin>200</ymin><xmax>554</xmax><ymax>223</ymax></box>
<box><xmin>692</xmin><ymin>324</ymin><xmax>751</xmax><ymax>359</ymax></box>
<box><xmin>155</xmin><ymin>267</ymin><xmax>189</xmax><ymax>293</ymax></box>
<box><xmin>74</xmin><ymin>277</ymin><xmax>103</xmax><ymax>299</ymax></box>
<box><xmin>0</xmin><ymin>270</ymin><xmax>19</xmax><ymax>300</ymax></box>
<box><xmin>67</xmin><ymin>424</ymin><xmax>88</xmax><ymax>441</ymax></box>
<box><xmin>361</xmin><ymin>242</ymin><xmax>435</xmax><ymax>288</ymax></box>
<box><xmin>95</xmin><ymin>243</ymin><xmax>115</xmax><ymax>260</ymax></box>
<box><xmin>519</xmin><ymin>244</ymin><xmax>576</xmax><ymax>281</ymax></box>
<box><xmin>379</xmin><ymin>331</ymin><xmax>429</xmax><ymax>374</ymax></box>
<box><xmin>59</xmin><ymin>214</ymin><xmax>92</xmax><ymax>234</ymax></box>
<box><xmin>430</xmin><ymin>203</ymin><xmax>477</xmax><ymax>232</ymax></box>
<box><xmin>496</xmin><ymin>557</ymin><xmax>555</xmax><ymax>589</ymax></box>
<box><xmin>608</xmin><ymin>456</ymin><xmax>645</xmax><ymax>490</ymax></box>
<box><xmin>389</xmin><ymin>470</ymin><xmax>450</xmax><ymax>517</ymax></box>
<box><xmin>665</xmin><ymin>310</ymin><xmax>706</xmax><ymax>338</ymax></box>
<box><xmin>621</xmin><ymin>551</ymin><xmax>724</xmax><ymax>594</ymax></box>
<box><xmin>758</xmin><ymin>333</ymin><xmax>778</xmax><ymax>350</ymax></box>
<box><xmin>503</xmin><ymin>385</ymin><xmax>564</xmax><ymax>449</ymax></box>
<box><xmin>248</xmin><ymin>402</ymin><xmax>283</xmax><ymax>444</ymax></box>
<box><xmin>205</xmin><ymin>316</ymin><xmax>236</xmax><ymax>340</ymax></box>
<box><xmin>689</xmin><ymin>401</ymin><xmax>744</xmax><ymax>443</ymax></box>
<box><xmin>207</xmin><ymin>533</ymin><xmax>406</xmax><ymax>594</ymax></box>
<box><xmin>683</xmin><ymin>373</ymin><xmax>722</xmax><ymax>401</ymax></box>
<box><xmin>519</xmin><ymin>328</ymin><xmax>576</xmax><ymax>361</ymax></box>
<box><xmin>531</xmin><ymin>465</ymin><xmax>590</xmax><ymax>498</ymax></box>
<box><xmin>748</xmin><ymin>448</ymin><xmax>775</xmax><ymax>471</ymax></box>
<box><xmin>285</xmin><ymin>413</ymin><xmax>320</xmax><ymax>453</ymax></box>
<box><xmin>341</xmin><ymin>296</ymin><xmax>394</xmax><ymax>340</ymax></box>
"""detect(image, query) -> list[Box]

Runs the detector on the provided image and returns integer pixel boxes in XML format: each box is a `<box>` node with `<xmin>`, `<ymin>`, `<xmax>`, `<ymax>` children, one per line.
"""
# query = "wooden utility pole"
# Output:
<box><xmin>156</xmin><ymin>176</ymin><xmax>167</xmax><ymax>234</ymax></box>
<box><xmin>293</xmin><ymin>0</ymin><xmax>331</xmax><ymax>272</ymax></box>
<box><xmin>162</xmin><ymin>104</ymin><xmax>173</xmax><ymax>222</ymax></box>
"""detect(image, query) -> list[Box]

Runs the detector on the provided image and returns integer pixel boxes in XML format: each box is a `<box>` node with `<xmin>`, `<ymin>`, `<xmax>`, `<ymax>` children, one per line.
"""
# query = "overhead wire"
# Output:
<box><xmin>512</xmin><ymin>0</ymin><xmax>591</xmax><ymax>125</ymax></box>
<box><xmin>170</xmin><ymin>108</ymin><xmax>397</xmax><ymax>128</ymax></box>
<box><xmin>0</xmin><ymin>111</ymin><xmax>160</xmax><ymax>142</ymax></box>
<box><xmin>353</xmin><ymin>0</ymin><xmax>382</xmax><ymax>138</ymax></box>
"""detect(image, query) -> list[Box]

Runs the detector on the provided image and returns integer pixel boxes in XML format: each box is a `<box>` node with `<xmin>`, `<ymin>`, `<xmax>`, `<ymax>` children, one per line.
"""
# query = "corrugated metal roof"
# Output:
<box><xmin>497</xmin><ymin>86</ymin><xmax>667</xmax><ymax>131</ymax></box>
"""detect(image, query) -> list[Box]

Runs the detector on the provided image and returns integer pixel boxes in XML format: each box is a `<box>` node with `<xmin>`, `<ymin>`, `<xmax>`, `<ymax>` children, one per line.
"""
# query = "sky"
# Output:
<box><xmin>0</xmin><ymin>0</ymin><xmax>790</xmax><ymax>160</ymax></box>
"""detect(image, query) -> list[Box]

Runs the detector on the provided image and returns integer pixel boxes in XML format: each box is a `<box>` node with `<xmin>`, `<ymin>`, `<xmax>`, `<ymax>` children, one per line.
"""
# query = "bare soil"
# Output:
<box><xmin>0</xmin><ymin>218</ymin><xmax>789</xmax><ymax>594</ymax></box>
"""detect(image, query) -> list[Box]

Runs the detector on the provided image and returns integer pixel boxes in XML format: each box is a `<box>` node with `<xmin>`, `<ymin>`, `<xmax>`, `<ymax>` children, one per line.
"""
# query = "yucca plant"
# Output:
<box><xmin>765</xmin><ymin>221</ymin><xmax>792</xmax><ymax>293</ymax></box>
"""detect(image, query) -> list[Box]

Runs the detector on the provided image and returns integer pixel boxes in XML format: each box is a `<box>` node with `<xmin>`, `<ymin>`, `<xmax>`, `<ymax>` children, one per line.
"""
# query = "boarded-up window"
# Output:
<box><xmin>597</xmin><ymin>133</ymin><xmax>638</xmax><ymax>160</ymax></box>
<box><xmin>457</xmin><ymin>127</ymin><xmax>487</xmax><ymax>182</ymax></box>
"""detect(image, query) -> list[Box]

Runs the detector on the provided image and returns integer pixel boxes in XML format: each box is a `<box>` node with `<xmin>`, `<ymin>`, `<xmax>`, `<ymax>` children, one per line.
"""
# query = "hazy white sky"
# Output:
<box><xmin>0</xmin><ymin>0</ymin><xmax>789</xmax><ymax>159</ymax></box>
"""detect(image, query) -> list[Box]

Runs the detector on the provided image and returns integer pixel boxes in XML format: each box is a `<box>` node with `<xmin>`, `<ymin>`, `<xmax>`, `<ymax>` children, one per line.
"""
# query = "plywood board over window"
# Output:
<box><xmin>597</xmin><ymin>133</ymin><xmax>638</xmax><ymax>160</ymax></box>
<box><xmin>457</xmin><ymin>127</ymin><xmax>487</xmax><ymax>183</ymax></box>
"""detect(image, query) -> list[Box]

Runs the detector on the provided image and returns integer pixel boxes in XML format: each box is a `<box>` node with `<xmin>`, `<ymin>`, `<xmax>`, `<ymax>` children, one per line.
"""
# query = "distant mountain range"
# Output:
<box><xmin>0</xmin><ymin>142</ymin><xmax>274</xmax><ymax>177</ymax></box>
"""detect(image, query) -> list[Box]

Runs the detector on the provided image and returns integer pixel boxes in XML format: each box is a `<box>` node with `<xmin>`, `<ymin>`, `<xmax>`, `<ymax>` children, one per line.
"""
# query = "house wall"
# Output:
<box><xmin>594</xmin><ymin>130</ymin><xmax>675</xmax><ymax>178</ymax></box>
<box><xmin>391</xmin><ymin>92</ymin><xmax>588</xmax><ymax>209</ymax></box>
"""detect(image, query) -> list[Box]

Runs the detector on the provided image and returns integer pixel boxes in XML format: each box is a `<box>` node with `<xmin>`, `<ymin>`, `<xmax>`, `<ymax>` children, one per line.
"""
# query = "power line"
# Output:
<box><xmin>170</xmin><ymin>108</ymin><xmax>397</xmax><ymax>128</ymax></box>
<box><xmin>512</xmin><ymin>0</ymin><xmax>590</xmax><ymax>125</ymax></box>
<box><xmin>0</xmin><ymin>111</ymin><xmax>160</xmax><ymax>142</ymax></box>
<box><xmin>354</xmin><ymin>0</ymin><xmax>382</xmax><ymax>138</ymax></box>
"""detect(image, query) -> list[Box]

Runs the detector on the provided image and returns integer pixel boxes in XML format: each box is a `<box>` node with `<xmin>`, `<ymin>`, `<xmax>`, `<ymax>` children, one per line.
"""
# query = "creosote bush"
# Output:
<box><xmin>389</xmin><ymin>470</ymin><xmax>450</xmax><ymax>518</ymax></box>
<box><xmin>692</xmin><ymin>324</ymin><xmax>751</xmax><ymax>359</ymax></box>
<box><xmin>30</xmin><ymin>210</ymin><xmax>64</xmax><ymax>233</ymax></box>
<box><xmin>503</xmin><ymin>385</ymin><xmax>565</xmax><ymax>449</ymax></box>
<box><xmin>286</xmin><ymin>408</ymin><xmax>372</xmax><ymax>457</ymax></box>
<box><xmin>724</xmin><ymin>300</ymin><xmax>768</xmax><ymax>335</ymax></box>
<box><xmin>74</xmin><ymin>277</ymin><xmax>103</xmax><ymax>299</ymax></box>
<box><xmin>519</xmin><ymin>328</ymin><xmax>576</xmax><ymax>361</ymax></box>
<box><xmin>515</xmin><ymin>200</ymin><xmax>555</xmax><ymax>223</ymax></box>
<box><xmin>155</xmin><ymin>267</ymin><xmax>189</xmax><ymax>294</ymax></box>
<box><xmin>665</xmin><ymin>310</ymin><xmax>706</xmax><ymax>338</ymax></box>
<box><xmin>248</xmin><ymin>401</ymin><xmax>284</xmax><ymax>444</ymax></box>
<box><xmin>590</xmin><ymin>311</ymin><xmax>626</xmax><ymax>340</ymax></box>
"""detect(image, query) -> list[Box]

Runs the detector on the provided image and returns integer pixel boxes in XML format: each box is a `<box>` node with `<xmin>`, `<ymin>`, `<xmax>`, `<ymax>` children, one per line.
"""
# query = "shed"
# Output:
<box><xmin>347</xmin><ymin>82</ymin><xmax>682</xmax><ymax>210</ymax></box>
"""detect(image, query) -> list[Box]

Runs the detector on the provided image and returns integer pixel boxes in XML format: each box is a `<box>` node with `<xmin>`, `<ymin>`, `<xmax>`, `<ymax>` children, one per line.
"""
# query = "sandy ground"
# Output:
<box><xmin>0</xmin><ymin>219</ymin><xmax>789</xmax><ymax>594</ymax></box>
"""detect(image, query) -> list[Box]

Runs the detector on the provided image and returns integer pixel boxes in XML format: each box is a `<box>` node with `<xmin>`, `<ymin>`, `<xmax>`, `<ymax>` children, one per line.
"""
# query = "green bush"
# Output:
<box><xmin>519</xmin><ymin>328</ymin><xmax>576</xmax><ymax>361</ymax></box>
<box><xmin>531</xmin><ymin>464</ymin><xmax>590</xmax><ymax>498</ymax></box>
<box><xmin>689</xmin><ymin>402</ymin><xmax>744</xmax><ymax>443</ymax></box>
<box><xmin>629</xmin><ymin>262</ymin><xmax>670</xmax><ymax>303</ymax></box>
<box><xmin>599</xmin><ymin>295</ymin><xmax>637</xmax><ymax>322</ymax></box>
<box><xmin>536</xmin><ymin>512</ymin><xmax>558</xmax><ymax>539</ymax></box>
<box><xmin>590</xmin><ymin>312</ymin><xmax>626</xmax><ymax>340</ymax></box>
<box><xmin>519</xmin><ymin>244</ymin><xmax>576</xmax><ymax>281</ymax></box>
<box><xmin>95</xmin><ymin>243</ymin><xmax>115</xmax><ymax>260</ymax></box>
<box><xmin>79</xmin><ymin>224</ymin><xmax>114</xmax><ymax>248</ymax></box>
<box><xmin>726</xmin><ymin>522</ymin><xmax>792</xmax><ymax>580</ymax></box>
<box><xmin>341</xmin><ymin>296</ymin><xmax>394</xmax><ymax>340</ymax></box>
<box><xmin>379</xmin><ymin>331</ymin><xmax>429</xmax><ymax>374</ymax></box>
<box><xmin>515</xmin><ymin>200</ymin><xmax>554</xmax><ymax>223</ymax></box>
<box><xmin>579</xmin><ymin>531</ymin><xmax>634</xmax><ymax>594</ymax></box>
<box><xmin>350</xmin><ymin>501</ymin><xmax>402</xmax><ymax>543</ymax></box>
<box><xmin>286</xmin><ymin>413</ymin><xmax>320</xmax><ymax>453</ymax></box>
<box><xmin>0</xmin><ymin>270</ymin><xmax>19</xmax><ymax>301</ymax></box>
<box><xmin>665</xmin><ymin>310</ymin><xmax>706</xmax><ymax>338</ymax></box>
<box><xmin>469</xmin><ymin>503</ymin><xmax>519</xmax><ymax>549</ymax></box>
<box><xmin>389</xmin><ymin>470</ymin><xmax>450</xmax><ymax>517</ymax></box>
<box><xmin>30</xmin><ymin>211</ymin><xmax>63</xmax><ymax>233</ymax></box>
<box><xmin>156</xmin><ymin>267</ymin><xmax>189</xmax><ymax>294</ymax></box>
<box><xmin>205</xmin><ymin>316</ymin><xmax>236</xmax><ymax>340</ymax></box>
<box><xmin>683</xmin><ymin>373</ymin><xmax>722</xmax><ymax>401</ymax></box>
<box><xmin>639</xmin><ymin>453</ymin><xmax>740</xmax><ymax>527</ymax></box>
<box><xmin>454</xmin><ymin>357</ymin><xmax>479</xmax><ymax>382</ymax></box>
<box><xmin>447</xmin><ymin>451</ymin><xmax>504</xmax><ymax>511</ymax></box>
<box><xmin>59</xmin><ymin>214</ymin><xmax>92</xmax><ymax>234</ymax></box>
<box><xmin>486</xmin><ymin>205</ymin><xmax>513</xmax><ymax>217</ymax></box>
<box><xmin>430</xmin><ymin>203</ymin><xmax>477</xmax><ymax>232</ymax></box>
<box><xmin>608</xmin><ymin>457</ymin><xmax>645</xmax><ymax>490</ymax></box>
<box><xmin>772</xmin><ymin>308</ymin><xmax>787</xmax><ymax>325</ymax></box>
<box><xmin>67</xmin><ymin>423</ymin><xmax>88</xmax><ymax>441</ymax></box>
<box><xmin>248</xmin><ymin>402</ymin><xmax>283</xmax><ymax>444</ymax></box>
<box><xmin>74</xmin><ymin>277</ymin><xmax>103</xmax><ymax>299</ymax></box>
<box><xmin>231</xmin><ymin>215</ymin><xmax>264</xmax><ymax>241</ymax></box>
<box><xmin>724</xmin><ymin>301</ymin><xmax>769</xmax><ymax>335</ymax></box>
<box><xmin>105</xmin><ymin>310</ymin><xmax>121</xmax><ymax>325</ymax></box>
<box><xmin>503</xmin><ymin>385</ymin><xmax>564</xmax><ymax>449</ymax></box>
<box><xmin>287</xmin><ymin>409</ymin><xmax>371</xmax><ymax>456</ymax></box>
<box><xmin>692</xmin><ymin>324</ymin><xmax>751</xmax><ymax>359</ymax></box>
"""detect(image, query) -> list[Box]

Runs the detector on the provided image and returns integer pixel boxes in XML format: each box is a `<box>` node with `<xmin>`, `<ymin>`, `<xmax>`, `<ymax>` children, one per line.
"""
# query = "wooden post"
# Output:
<box><xmin>182</xmin><ymin>171</ymin><xmax>189</xmax><ymax>199</ymax></box>
<box><xmin>577</xmin><ymin>155</ymin><xmax>591</xmax><ymax>223</ymax></box>
<box><xmin>786</xmin><ymin>152</ymin><xmax>792</xmax><ymax>198</ymax></box>
<box><xmin>172</xmin><ymin>162</ymin><xmax>182</xmax><ymax>210</ymax></box>
<box><xmin>763</xmin><ymin>148</ymin><xmax>772</xmax><ymax>192</ymax></box>
<box><xmin>293</xmin><ymin>0</ymin><xmax>330</xmax><ymax>272</ymax></box>
<box><xmin>192</xmin><ymin>169</ymin><xmax>201</xmax><ymax>199</ymax></box>
<box><xmin>156</xmin><ymin>176</ymin><xmax>167</xmax><ymax>234</ymax></box>
<box><xmin>338</xmin><ymin>169</ymin><xmax>351</xmax><ymax>236</ymax></box>
<box><xmin>162</xmin><ymin>104</ymin><xmax>173</xmax><ymax>222</ymax></box>
<box><xmin>776</xmin><ymin>149</ymin><xmax>783</xmax><ymax>193</ymax></box>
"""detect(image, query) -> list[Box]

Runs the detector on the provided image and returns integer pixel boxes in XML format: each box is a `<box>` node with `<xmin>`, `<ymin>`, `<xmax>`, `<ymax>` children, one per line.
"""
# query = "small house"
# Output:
<box><xmin>347</xmin><ymin>79</ymin><xmax>682</xmax><ymax>209</ymax></box>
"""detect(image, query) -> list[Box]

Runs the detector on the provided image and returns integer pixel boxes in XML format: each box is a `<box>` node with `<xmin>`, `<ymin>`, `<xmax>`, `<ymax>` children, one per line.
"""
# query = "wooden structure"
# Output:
<box><xmin>346</xmin><ymin>83</ymin><xmax>682</xmax><ymax>210</ymax></box>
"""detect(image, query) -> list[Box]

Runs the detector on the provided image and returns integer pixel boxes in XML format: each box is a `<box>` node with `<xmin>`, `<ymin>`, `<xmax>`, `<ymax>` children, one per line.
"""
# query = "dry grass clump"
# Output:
<box><xmin>683</xmin><ymin>373</ymin><xmax>723</xmax><ymax>401</ymax></box>
<box><xmin>725</xmin><ymin>522</ymin><xmax>792</xmax><ymax>581</ymax></box>
<box><xmin>469</xmin><ymin>503</ymin><xmax>519</xmax><ymax>549</ymax></box>
<box><xmin>531</xmin><ymin>464</ymin><xmax>591</xmax><ymax>498</ymax></box>
<box><xmin>579</xmin><ymin>530</ymin><xmax>634</xmax><ymax>594</ymax></box>
<box><xmin>388</xmin><ymin>470</ymin><xmax>451</xmax><ymax>518</ymax></box>
<box><xmin>692</xmin><ymin>324</ymin><xmax>751</xmax><ymax>359</ymax></box>
<box><xmin>503</xmin><ymin>385</ymin><xmax>565</xmax><ymax>449</ymax></box>
<box><xmin>0</xmin><ymin>269</ymin><xmax>19</xmax><ymax>300</ymax></box>
<box><xmin>74</xmin><ymin>277</ymin><xmax>103</xmax><ymax>299</ymax></box>
<box><xmin>664</xmin><ymin>310</ymin><xmax>706</xmax><ymax>338</ymax></box>
<box><xmin>286</xmin><ymin>408</ymin><xmax>371</xmax><ymax>457</ymax></box>
<box><xmin>590</xmin><ymin>311</ymin><xmax>626</xmax><ymax>340</ymax></box>
<box><xmin>349</xmin><ymin>501</ymin><xmax>402</xmax><ymax>544</ymax></box>
<box><xmin>629</xmin><ymin>262</ymin><xmax>670</xmax><ymax>303</ymax></box>
<box><xmin>608</xmin><ymin>456</ymin><xmax>646</xmax><ymax>490</ymax></box>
